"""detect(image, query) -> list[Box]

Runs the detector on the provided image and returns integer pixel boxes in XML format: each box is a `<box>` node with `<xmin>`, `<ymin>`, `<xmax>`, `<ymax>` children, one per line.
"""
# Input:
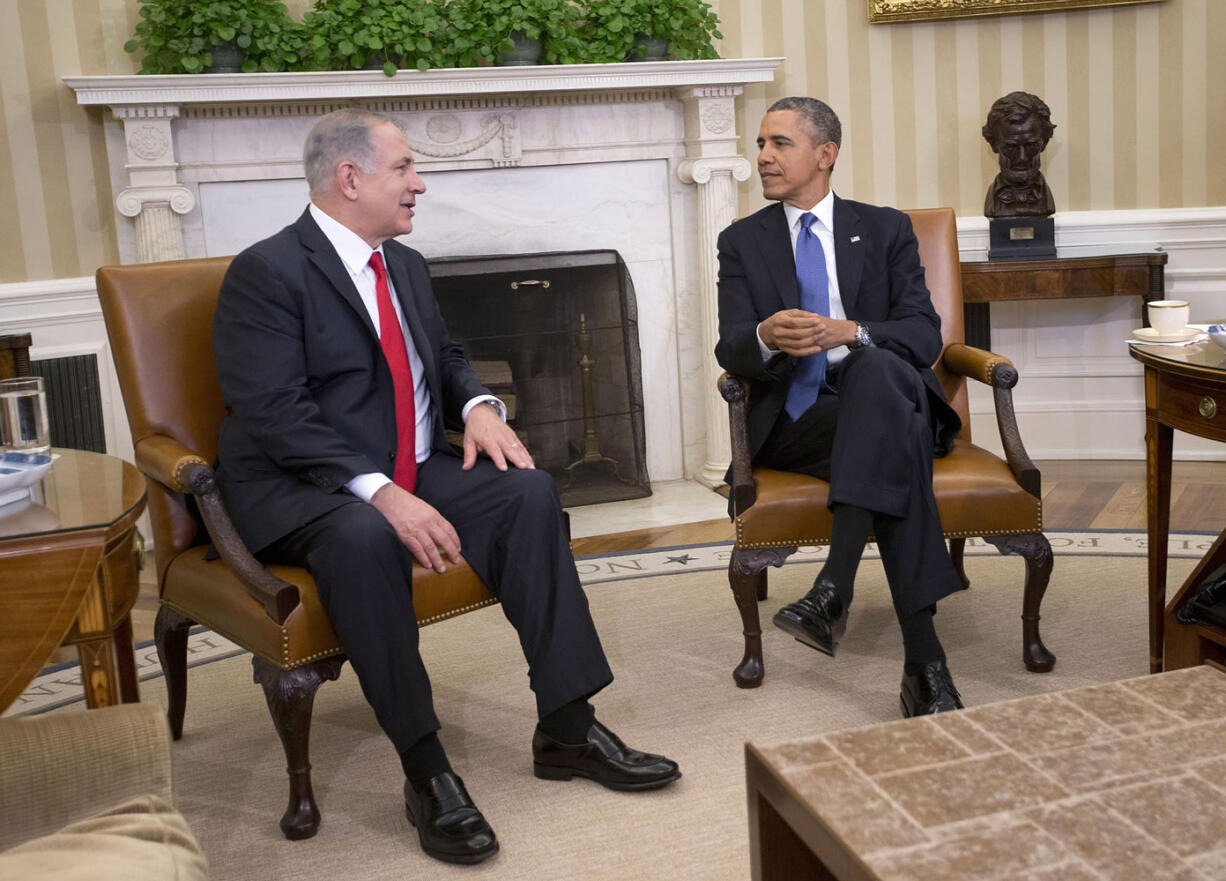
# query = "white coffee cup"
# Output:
<box><xmin>1148</xmin><ymin>299</ymin><xmax>1190</xmax><ymax>334</ymax></box>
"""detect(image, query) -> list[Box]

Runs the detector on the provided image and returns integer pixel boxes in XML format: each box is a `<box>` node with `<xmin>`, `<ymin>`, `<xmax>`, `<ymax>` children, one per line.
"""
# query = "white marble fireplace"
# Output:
<box><xmin>67</xmin><ymin>59</ymin><xmax>782</xmax><ymax>488</ymax></box>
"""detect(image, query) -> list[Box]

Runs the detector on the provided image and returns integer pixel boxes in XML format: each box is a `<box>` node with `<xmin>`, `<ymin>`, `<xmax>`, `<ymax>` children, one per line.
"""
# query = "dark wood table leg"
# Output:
<box><xmin>1143</xmin><ymin>261</ymin><xmax>1165</xmax><ymax>326</ymax></box>
<box><xmin>746</xmin><ymin>744</ymin><xmax>874</xmax><ymax>881</ymax></box>
<box><xmin>1145</xmin><ymin>404</ymin><xmax>1173</xmax><ymax>673</ymax></box>
<box><xmin>113</xmin><ymin>613</ymin><xmax>141</xmax><ymax>703</ymax></box>
<box><xmin>752</xmin><ymin>792</ymin><xmax>837</xmax><ymax>880</ymax></box>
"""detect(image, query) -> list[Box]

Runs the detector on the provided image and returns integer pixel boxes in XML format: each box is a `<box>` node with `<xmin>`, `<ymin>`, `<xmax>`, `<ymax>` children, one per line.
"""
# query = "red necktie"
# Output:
<box><xmin>369</xmin><ymin>252</ymin><xmax>417</xmax><ymax>492</ymax></box>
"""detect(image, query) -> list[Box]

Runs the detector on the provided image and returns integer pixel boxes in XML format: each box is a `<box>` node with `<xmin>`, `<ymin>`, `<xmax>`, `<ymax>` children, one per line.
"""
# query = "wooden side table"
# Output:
<box><xmin>960</xmin><ymin>250</ymin><xmax>1167</xmax><ymax>350</ymax></box>
<box><xmin>0</xmin><ymin>449</ymin><xmax>147</xmax><ymax>712</ymax></box>
<box><xmin>1129</xmin><ymin>340</ymin><xmax>1226</xmax><ymax>673</ymax></box>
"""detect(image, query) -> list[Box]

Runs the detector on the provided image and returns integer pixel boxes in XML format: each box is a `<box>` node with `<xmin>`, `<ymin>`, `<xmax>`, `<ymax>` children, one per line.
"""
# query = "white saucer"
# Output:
<box><xmin>1131</xmin><ymin>326</ymin><xmax>1203</xmax><ymax>344</ymax></box>
<box><xmin>0</xmin><ymin>451</ymin><xmax>52</xmax><ymax>509</ymax></box>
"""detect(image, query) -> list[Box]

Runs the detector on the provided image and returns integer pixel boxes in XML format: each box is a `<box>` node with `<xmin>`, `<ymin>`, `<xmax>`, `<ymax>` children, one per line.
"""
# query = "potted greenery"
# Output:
<box><xmin>578</xmin><ymin>0</ymin><xmax>722</xmax><ymax>62</ymax></box>
<box><xmin>124</xmin><ymin>0</ymin><xmax>305</xmax><ymax>74</ymax></box>
<box><xmin>444</xmin><ymin>0</ymin><xmax>585</xmax><ymax>67</ymax></box>
<box><xmin>303</xmin><ymin>0</ymin><xmax>449</xmax><ymax>75</ymax></box>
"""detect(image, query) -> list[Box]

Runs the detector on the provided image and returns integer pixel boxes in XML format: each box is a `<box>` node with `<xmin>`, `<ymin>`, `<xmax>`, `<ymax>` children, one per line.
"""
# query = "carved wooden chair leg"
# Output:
<box><xmin>949</xmin><ymin>538</ymin><xmax>970</xmax><ymax>590</ymax></box>
<box><xmin>729</xmin><ymin>553</ymin><xmax>764</xmax><ymax>688</ymax></box>
<box><xmin>154</xmin><ymin>605</ymin><xmax>192</xmax><ymax>739</ymax></box>
<box><xmin>754</xmin><ymin>568</ymin><xmax>768</xmax><ymax>602</ymax></box>
<box><xmin>984</xmin><ymin>532</ymin><xmax>1056</xmax><ymax>673</ymax></box>
<box><xmin>252</xmin><ymin>655</ymin><xmax>345</xmax><ymax>841</ymax></box>
<box><xmin>729</xmin><ymin>546</ymin><xmax>797</xmax><ymax>688</ymax></box>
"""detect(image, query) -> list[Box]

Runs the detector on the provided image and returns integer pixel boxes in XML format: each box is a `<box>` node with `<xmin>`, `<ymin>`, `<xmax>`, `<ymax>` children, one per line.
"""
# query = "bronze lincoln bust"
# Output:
<box><xmin>982</xmin><ymin>91</ymin><xmax>1056</xmax><ymax>219</ymax></box>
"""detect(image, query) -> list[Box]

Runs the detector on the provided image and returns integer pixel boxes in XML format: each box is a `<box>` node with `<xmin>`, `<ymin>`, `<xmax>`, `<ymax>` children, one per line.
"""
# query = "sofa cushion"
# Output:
<box><xmin>0</xmin><ymin>704</ymin><xmax>173</xmax><ymax>851</ymax></box>
<box><xmin>0</xmin><ymin>794</ymin><xmax>207</xmax><ymax>881</ymax></box>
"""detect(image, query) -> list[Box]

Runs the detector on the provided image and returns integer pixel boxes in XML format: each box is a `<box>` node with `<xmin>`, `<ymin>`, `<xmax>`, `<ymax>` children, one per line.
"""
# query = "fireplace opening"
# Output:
<box><xmin>429</xmin><ymin>250</ymin><xmax>650</xmax><ymax>508</ymax></box>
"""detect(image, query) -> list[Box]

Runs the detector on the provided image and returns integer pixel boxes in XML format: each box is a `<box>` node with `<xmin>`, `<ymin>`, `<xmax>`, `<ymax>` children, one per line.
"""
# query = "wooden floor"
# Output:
<box><xmin>571</xmin><ymin>458</ymin><xmax>1226</xmax><ymax>556</ymax></box>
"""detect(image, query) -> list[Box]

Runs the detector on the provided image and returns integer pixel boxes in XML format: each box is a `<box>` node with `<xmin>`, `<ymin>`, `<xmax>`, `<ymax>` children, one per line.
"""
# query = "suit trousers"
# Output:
<box><xmin>755</xmin><ymin>347</ymin><xmax>962</xmax><ymax>618</ymax></box>
<box><xmin>260</xmin><ymin>452</ymin><xmax>614</xmax><ymax>753</ymax></box>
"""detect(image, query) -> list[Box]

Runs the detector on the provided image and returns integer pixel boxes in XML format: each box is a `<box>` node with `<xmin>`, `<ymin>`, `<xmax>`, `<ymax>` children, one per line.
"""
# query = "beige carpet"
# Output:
<box><xmin>81</xmin><ymin>545</ymin><xmax>1204</xmax><ymax>879</ymax></box>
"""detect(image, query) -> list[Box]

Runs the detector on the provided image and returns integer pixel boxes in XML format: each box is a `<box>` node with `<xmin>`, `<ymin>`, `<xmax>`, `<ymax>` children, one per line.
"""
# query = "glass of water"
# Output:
<box><xmin>0</xmin><ymin>376</ymin><xmax>50</xmax><ymax>454</ymax></box>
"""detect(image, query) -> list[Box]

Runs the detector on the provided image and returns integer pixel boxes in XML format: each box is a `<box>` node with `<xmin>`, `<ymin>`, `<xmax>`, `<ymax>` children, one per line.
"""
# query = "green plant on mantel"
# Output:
<box><xmin>303</xmin><ymin>0</ymin><xmax>448</xmax><ymax>74</ymax></box>
<box><xmin>578</xmin><ymin>0</ymin><xmax>722</xmax><ymax>62</ymax></box>
<box><xmin>444</xmin><ymin>0</ymin><xmax>585</xmax><ymax>67</ymax></box>
<box><xmin>123</xmin><ymin>0</ymin><xmax>722</xmax><ymax>75</ymax></box>
<box><xmin>123</xmin><ymin>0</ymin><xmax>306</xmax><ymax>74</ymax></box>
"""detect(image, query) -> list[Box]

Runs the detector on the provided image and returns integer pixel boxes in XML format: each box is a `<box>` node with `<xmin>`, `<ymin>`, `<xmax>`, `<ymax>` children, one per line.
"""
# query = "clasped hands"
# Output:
<box><xmin>370</xmin><ymin>403</ymin><xmax>534</xmax><ymax>573</ymax></box>
<box><xmin>760</xmin><ymin>309</ymin><xmax>857</xmax><ymax>357</ymax></box>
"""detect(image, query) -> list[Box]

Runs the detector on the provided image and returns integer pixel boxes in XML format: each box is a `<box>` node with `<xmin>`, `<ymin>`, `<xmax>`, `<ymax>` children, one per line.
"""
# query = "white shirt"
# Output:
<box><xmin>308</xmin><ymin>204</ymin><xmax>502</xmax><ymax>501</ymax></box>
<box><xmin>756</xmin><ymin>189</ymin><xmax>851</xmax><ymax>366</ymax></box>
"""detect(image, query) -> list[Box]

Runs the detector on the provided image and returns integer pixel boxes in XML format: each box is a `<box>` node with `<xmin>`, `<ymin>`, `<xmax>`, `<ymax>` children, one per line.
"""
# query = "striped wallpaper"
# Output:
<box><xmin>725</xmin><ymin>0</ymin><xmax>1226</xmax><ymax>218</ymax></box>
<box><xmin>0</xmin><ymin>0</ymin><xmax>1222</xmax><ymax>284</ymax></box>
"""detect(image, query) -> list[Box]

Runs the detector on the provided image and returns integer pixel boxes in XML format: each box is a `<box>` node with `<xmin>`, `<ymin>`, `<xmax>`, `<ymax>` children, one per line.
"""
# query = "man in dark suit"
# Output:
<box><xmin>715</xmin><ymin>97</ymin><xmax>965</xmax><ymax>717</ymax></box>
<box><xmin>213</xmin><ymin>108</ymin><xmax>679</xmax><ymax>866</ymax></box>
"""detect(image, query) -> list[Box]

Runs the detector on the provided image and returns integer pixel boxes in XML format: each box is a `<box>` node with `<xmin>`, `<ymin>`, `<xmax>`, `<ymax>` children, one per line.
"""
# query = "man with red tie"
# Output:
<box><xmin>212</xmin><ymin>108</ymin><xmax>678</xmax><ymax>866</ymax></box>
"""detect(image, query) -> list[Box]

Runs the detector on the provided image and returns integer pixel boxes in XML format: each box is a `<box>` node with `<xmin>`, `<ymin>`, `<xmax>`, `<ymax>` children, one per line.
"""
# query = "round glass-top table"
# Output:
<box><xmin>0</xmin><ymin>449</ymin><xmax>147</xmax><ymax>713</ymax></box>
<box><xmin>1128</xmin><ymin>338</ymin><xmax>1226</xmax><ymax>673</ymax></box>
<box><xmin>1129</xmin><ymin>336</ymin><xmax>1226</xmax><ymax>374</ymax></box>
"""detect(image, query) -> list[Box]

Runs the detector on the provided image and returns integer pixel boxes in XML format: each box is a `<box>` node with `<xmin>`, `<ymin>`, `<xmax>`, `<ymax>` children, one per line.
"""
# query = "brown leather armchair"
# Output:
<box><xmin>720</xmin><ymin>207</ymin><xmax>1053</xmax><ymax>687</ymax></box>
<box><xmin>97</xmin><ymin>257</ymin><xmax>497</xmax><ymax>840</ymax></box>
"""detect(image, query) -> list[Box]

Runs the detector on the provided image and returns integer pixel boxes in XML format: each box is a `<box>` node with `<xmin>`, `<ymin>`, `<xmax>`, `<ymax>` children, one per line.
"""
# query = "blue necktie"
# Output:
<box><xmin>784</xmin><ymin>213</ymin><xmax>830</xmax><ymax>420</ymax></box>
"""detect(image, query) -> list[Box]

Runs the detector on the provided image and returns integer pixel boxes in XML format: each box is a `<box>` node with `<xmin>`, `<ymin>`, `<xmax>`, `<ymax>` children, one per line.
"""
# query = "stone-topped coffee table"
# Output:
<box><xmin>747</xmin><ymin>664</ymin><xmax>1226</xmax><ymax>880</ymax></box>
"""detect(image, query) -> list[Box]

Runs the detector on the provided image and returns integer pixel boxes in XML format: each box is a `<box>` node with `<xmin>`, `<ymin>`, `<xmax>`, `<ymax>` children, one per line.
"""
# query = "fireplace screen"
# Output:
<box><xmin>428</xmin><ymin>250</ymin><xmax>650</xmax><ymax>508</ymax></box>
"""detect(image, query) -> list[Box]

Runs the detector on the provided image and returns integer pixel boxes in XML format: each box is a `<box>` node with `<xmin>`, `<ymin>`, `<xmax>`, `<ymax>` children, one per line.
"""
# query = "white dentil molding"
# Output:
<box><xmin>63</xmin><ymin>59</ymin><xmax>783</xmax><ymax>106</ymax></box>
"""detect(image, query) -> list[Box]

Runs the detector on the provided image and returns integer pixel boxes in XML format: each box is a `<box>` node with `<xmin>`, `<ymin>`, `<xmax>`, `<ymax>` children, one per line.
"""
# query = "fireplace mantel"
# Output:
<box><xmin>65</xmin><ymin>58</ymin><xmax>781</xmax><ymax>106</ymax></box>
<box><xmin>67</xmin><ymin>58</ymin><xmax>782</xmax><ymax>486</ymax></box>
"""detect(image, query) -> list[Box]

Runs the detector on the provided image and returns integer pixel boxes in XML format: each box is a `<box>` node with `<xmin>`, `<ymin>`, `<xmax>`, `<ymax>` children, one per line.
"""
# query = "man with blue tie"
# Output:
<box><xmin>714</xmin><ymin>97</ymin><xmax>965</xmax><ymax>717</ymax></box>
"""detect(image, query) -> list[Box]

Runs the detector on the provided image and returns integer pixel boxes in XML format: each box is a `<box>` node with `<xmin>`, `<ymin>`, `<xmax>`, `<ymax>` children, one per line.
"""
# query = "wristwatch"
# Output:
<box><xmin>850</xmin><ymin>321</ymin><xmax>872</xmax><ymax>349</ymax></box>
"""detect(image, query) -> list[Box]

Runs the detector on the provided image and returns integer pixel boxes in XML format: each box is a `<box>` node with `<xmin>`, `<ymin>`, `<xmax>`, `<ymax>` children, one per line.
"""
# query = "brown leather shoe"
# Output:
<box><xmin>404</xmin><ymin>772</ymin><xmax>499</xmax><ymax>865</ymax></box>
<box><xmin>899</xmin><ymin>660</ymin><xmax>964</xmax><ymax>718</ymax></box>
<box><xmin>532</xmin><ymin>721</ymin><xmax>681</xmax><ymax>791</ymax></box>
<box><xmin>772</xmin><ymin>577</ymin><xmax>847</xmax><ymax>656</ymax></box>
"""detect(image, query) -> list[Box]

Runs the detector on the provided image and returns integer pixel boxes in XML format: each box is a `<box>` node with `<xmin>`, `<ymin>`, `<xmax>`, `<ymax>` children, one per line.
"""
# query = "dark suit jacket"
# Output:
<box><xmin>714</xmin><ymin>196</ymin><xmax>960</xmax><ymax>467</ymax></box>
<box><xmin>213</xmin><ymin>208</ymin><xmax>489</xmax><ymax>553</ymax></box>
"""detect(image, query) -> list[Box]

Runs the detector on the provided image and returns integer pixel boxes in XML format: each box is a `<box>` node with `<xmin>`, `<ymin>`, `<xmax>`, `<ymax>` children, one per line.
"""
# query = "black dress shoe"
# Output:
<box><xmin>532</xmin><ymin>721</ymin><xmax>681</xmax><ymax>791</ymax></box>
<box><xmin>899</xmin><ymin>660</ymin><xmax>965</xmax><ymax>718</ymax></box>
<box><xmin>403</xmin><ymin>772</ymin><xmax>499</xmax><ymax>865</ymax></box>
<box><xmin>772</xmin><ymin>578</ymin><xmax>848</xmax><ymax>656</ymax></box>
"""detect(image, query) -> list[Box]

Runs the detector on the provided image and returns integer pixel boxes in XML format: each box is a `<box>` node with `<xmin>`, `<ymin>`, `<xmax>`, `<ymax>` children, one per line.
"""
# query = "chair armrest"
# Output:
<box><xmin>941</xmin><ymin>343</ymin><xmax>1041</xmax><ymax>498</ymax></box>
<box><xmin>133</xmin><ymin>433</ymin><xmax>210</xmax><ymax>493</ymax></box>
<box><xmin>942</xmin><ymin>343</ymin><xmax>1017</xmax><ymax>389</ymax></box>
<box><xmin>718</xmin><ymin>372</ymin><xmax>756</xmax><ymax>513</ymax></box>
<box><xmin>134</xmin><ymin>434</ymin><xmax>300</xmax><ymax>625</ymax></box>
<box><xmin>0</xmin><ymin>704</ymin><xmax>172</xmax><ymax>851</ymax></box>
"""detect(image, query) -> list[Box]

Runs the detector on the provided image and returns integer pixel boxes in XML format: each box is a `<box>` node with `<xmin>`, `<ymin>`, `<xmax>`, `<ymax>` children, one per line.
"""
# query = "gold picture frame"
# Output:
<box><xmin>868</xmin><ymin>0</ymin><xmax>1165</xmax><ymax>25</ymax></box>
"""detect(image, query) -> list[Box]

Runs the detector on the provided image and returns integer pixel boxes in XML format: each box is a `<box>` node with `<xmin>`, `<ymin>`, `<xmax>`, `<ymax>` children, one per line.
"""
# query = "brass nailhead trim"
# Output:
<box><xmin>172</xmin><ymin>456</ymin><xmax>209</xmax><ymax>492</ymax></box>
<box><xmin>277</xmin><ymin>600</ymin><xmax>502</xmax><ymax>667</ymax></box>
<box><xmin>419</xmin><ymin>598</ymin><xmax>500</xmax><ymax>626</ymax></box>
<box><xmin>281</xmin><ymin>627</ymin><xmax>345</xmax><ymax>669</ymax></box>
<box><xmin>736</xmin><ymin>505</ymin><xmax>1042</xmax><ymax>548</ymax></box>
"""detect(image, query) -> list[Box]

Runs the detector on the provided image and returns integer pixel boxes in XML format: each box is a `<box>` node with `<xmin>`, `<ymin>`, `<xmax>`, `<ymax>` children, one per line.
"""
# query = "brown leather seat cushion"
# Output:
<box><xmin>162</xmin><ymin>549</ymin><xmax>498</xmax><ymax>670</ymax></box>
<box><xmin>736</xmin><ymin>439</ymin><xmax>1042</xmax><ymax>548</ymax></box>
